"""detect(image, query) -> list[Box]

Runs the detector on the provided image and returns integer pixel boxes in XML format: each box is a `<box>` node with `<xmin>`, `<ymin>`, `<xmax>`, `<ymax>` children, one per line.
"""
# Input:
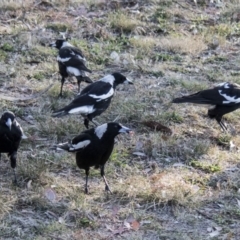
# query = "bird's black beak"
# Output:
<box><xmin>119</xmin><ymin>125</ymin><xmax>133</xmax><ymax>134</ymax></box>
<box><xmin>83</xmin><ymin>77</ymin><xmax>93</xmax><ymax>83</ymax></box>
<box><xmin>124</xmin><ymin>78</ymin><xmax>133</xmax><ymax>85</ymax></box>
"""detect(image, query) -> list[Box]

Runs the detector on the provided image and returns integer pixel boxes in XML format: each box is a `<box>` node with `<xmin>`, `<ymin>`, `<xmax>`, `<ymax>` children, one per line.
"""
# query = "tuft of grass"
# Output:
<box><xmin>33</xmin><ymin>72</ymin><xmax>45</xmax><ymax>81</ymax></box>
<box><xmin>0</xmin><ymin>49</ymin><xmax>8</xmax><ymax>61</ymax></box>
<box><xmin>129</xmin><ymin>36</ymin><xmax>156</xmax><ymax>52</ymax></box>
<box><xmin>190</xmin><ymin>160</ymin><xmax>221</xmax><ymax>173</ymax></box>
<box><xmin>46</xmin><ymin>23</ymin><xmax>72</xmax><ymax>33</ymax></box>
<box><xmin>157</xmin><ymin>35</ymin><xmax>207</xmax><ymax>55</ymax></box>
<box><xmin>109</xmin><ymin>12</ymin><xmax>141</xmax><ymax>33</ymax></box>
<box><xmin>1</xmin><ymin>43</ymin><xmax>14</xmax><ymax>52</ymax></box>
<box><xmin>162</xmin><ymin>111</ymin><xmax>184</xmax><ymax>123</ymax></box>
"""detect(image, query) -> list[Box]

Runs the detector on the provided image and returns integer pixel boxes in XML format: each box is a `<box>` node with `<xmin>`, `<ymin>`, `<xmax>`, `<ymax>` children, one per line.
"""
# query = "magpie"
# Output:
<box><xmin>50</xmin><ymin>39</ymin><xmax>93</xmax><ymax>97</ymax></box>
<box><xmin>52</xmin><ymin>72</ymin><xmax>133</xmax><ymax>129</ymax></box>
<box><xmin>56</xmin><ymin>122</ymin><xmax>132</xmax><ymax>194</ymax></box>
<box><xmin>172</xmin><ymin>82</ymin><xmax>240</xmax><ymax>131</ymax></box>
<box><xmin>0</xmin><ymin>111</ymin><xmax>27</xmax><ymax>183</ymax></box>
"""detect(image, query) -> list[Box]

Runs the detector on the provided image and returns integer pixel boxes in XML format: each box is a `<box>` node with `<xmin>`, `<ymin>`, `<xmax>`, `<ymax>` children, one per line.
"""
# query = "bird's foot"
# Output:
<box><xmin>12</xmin><ymin>178</ymin><xmax>18</xmax><ymax>185</ymax></box>
<box><xmin>105</xmin><ymin>184</ymin><xmax>113</xmax><ymax>194</ymax></box>
<box><xmin>84</xmin><ymin>186</ymin><xmax>89</xmax><ymax>194</ymax></box>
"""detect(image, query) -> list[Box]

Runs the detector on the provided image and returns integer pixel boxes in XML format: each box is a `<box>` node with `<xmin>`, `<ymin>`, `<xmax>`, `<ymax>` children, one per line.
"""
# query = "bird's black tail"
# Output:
<box><xmin>52</xmin><ymin>109</ymin><xmax>68</xmax><ymax>118</ymax></box>
<box><xmin>172</xmin><ymin>93</ymin><xmax>212</xmax><ymax>104</ymax></box>
<box><xmin>79</xmin><ymin>64</ymin><xmax>92</xmax><ymax>73</ymax></box>
<box><xmin>55</xmin><ymin>142</ymin><xmax>70</xmax><ymax>151</ymax></box>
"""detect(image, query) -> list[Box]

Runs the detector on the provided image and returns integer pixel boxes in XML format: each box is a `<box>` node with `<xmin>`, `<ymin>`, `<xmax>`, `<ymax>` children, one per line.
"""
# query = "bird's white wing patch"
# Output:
<box><xmin>69</xmin><ymin>140</ymin><xmax>90</xmax><ymax>151</ymax></box>
<box><xmin>95</xmin><ymin>123</ymin><xmax>108</xmax><ymax>139</ymax></box>
<box><xmin>216</xmin><ymin>82</ymin><xmax>227</xmax><ymax>87</ymax></box>
<box><xmin>68</xmin><ymin>105</ymin><xmax>95</xmax><ymax>114</ymax></box>
<box><xmin>219</xmin><ymin>90</ymin><xmax>240</xmax><ymax>104</ymax></box>
<box><xmin>77</xmin><ymin>54</ymin><xmax>86</xmax><ymax>61</ymax></box>
<box><xmin>62</xmin><ymin>42</ymin><xmax>74</xmax><ymax>48</ymax></box>
<box><xmin>89</xmin><ymin>88</ymin><xmax>114</xmax><ymax>102</ymax></box>
<box><xmin>99</xmin><ymin>75</ymin><xmax>115</xmax><ymax>86</ymax></box>
<box><xmin>67</xmin><ymin>67</ymin><xmax>81</xmax><ymax>76</ymax></box>
<box><xmin>57</xmin><ymin>55</ymin><xmax>71</xmax><ymax>63</ymax></box>
<box><xmin>57</xmin><ymin>147</ymin><xmax>65</xmax><ymax>151</ymax></box>
<box><xmin>15</xmin><ymin>120</ymin><xmax>28</xmax><ymax>139</ymax></box>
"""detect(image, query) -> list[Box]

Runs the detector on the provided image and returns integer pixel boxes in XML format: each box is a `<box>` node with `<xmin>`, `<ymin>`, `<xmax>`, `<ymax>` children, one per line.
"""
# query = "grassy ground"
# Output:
<box><xmin>1</xmin><ymin>0</ymin><xmax>240</xmax><ymax>239</ymax></box>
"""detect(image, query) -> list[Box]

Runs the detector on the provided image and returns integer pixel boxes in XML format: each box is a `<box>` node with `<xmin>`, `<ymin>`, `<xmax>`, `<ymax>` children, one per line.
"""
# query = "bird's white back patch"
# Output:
<box><xmin>67</xmin><ymin>67</ymin><xmax>81</xmax><ymax>76</ymax></box>
<box><xmin>68</xmin><ymin>105</ymin><xmax>95</xmax><ymax>114</ymax></box>
<box><xmin>219</xmin><ymin>90</ymin><xmax>240</xmax><ymax>104</ymax></box>
<box><xmin>69</xmin><ymin>140</ymin><xmax>90</xmax><ymax>151</ymax></box>
<box><xmin>216</xmin><ymin>82</ymin><xmax>229</xmax><ymax>88</ymax></box>
<box><xmin>57</xmin><ymin>55</ymin><xmax>71</xmax><ymax>62</ymax></box>
<box><xmin>89</xmin><ymin>88</ymin><xmax>114</xmax><ymax>102</ymax></box>
<box><xmin>95</xmin><ymin>123</ymin><xmax>108</xmax><ymax>139</ymax></box>
<box><xmin>62</xmin><ymin>42</ymin><xmax>74</xmax><ymax>48</ymax></box>
<box><xmin>17</xmin><ymin>119</ymin><xmax>28</xmax><ymax>139</ymax></box>
<box><xmin>100</xmin><ymin>75</ymin><xmax>115</xmax><ymax>86</ymax></box>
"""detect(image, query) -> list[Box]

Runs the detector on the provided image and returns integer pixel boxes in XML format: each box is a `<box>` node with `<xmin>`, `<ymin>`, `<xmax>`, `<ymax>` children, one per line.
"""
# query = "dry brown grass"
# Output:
<box><xmin>157</xmin><ymin>35</ymin><xmax>207</xmax><ymax>55</ymax></box>
<box><xmin>1</xmin><ymin>0</ymin><xmax>240</xmax><ymax>239</ymax></box>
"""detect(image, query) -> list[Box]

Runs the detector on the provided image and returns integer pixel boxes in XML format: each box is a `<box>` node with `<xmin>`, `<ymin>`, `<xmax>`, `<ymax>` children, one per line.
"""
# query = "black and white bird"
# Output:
<box><xmin>172</xmin><ymin>82</ymin><xmax>240</xmax><ymax>131</ymax></box>
<box><xmin>52</xmin><ymin>72</ymin><xmax>133</xmax><ymax>129</ymax></box>
<box><xmin>50</xmin><ymin>39</ymin><xmax>93</xmax><ymax>97</ymax></box>
<box><xmin>56</xmin><ymin>122</ymin><xmax>132</xmax><ymax>194</ymax></box>
<box><xmin>0</xmin><ymin>111</ymin><xmax>27</xmax><ymax>183</ymax></box>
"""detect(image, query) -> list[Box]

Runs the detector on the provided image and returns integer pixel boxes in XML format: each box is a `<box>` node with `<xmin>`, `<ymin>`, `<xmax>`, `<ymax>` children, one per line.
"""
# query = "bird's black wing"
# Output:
<box><xmin>57</xmin><ymin>132</ymin><xmax>92</xmax><ymax>152</ymax></box>
<box><xmin>52</xmin><ymin>82</ymin><xmax>114</xmax><ymax>117</ymax></box>
<box><xmin>0</xmin><ymin>124</ymin><xmax>22</xmax><ymax>152</ymax></box>
<box><xmin>173</xmin><ymin>83</ymin><xmax>240</xmax><ymax>106</ymax></box>
<box><xmin>58</xmin><ymin>48</ymin><xmax>91</xmax><ymax>73</ymax></box>
<box><xmin>79</xmin><ymin>81</ymin><xmax>111</xmax><ymax>96</ymax></box>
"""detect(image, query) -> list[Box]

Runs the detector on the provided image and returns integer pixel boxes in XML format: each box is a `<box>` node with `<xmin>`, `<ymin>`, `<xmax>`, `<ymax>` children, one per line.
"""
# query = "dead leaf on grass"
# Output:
<box><xmin>123</xmin><ymin>220</ymin><xmax>131</xmax><ymax>230</ymax></box>
<box><xmin>44</xmin><ymin>188</ymin><xmax>57</xmax><ymax>202</ymax></box>
<box><xmin>141</xmin><ymin>121</ymin><xmax>172</xmax><ymax>135</ymax></box>
<box><xmin>27</xmin><ymin>180</ymin><xmax>32</xmax><ymax>189</ymax></box>
<box><xmin>131</xmin><ymin>220</ymin><xmax>140</xmax><ymax>231</ymax></box>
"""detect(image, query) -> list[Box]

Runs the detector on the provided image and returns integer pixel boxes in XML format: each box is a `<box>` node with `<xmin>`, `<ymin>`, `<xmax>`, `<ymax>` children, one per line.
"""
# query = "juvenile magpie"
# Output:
<box><xmin>50</xmin><ymin>39</ymin><xmax>93</xmax><ymax>96</ymax></box>
<box><xmin>172</xmin><ymin>82</ymin><xmax>240</xmax><ymax>131</ymax></box>
<box><xmin>52</xmin><ymin>72</ymin><xmax>133</xmax><ymax>128</ymax></box>
<box><xmin>0</xmin><ymin>111</ymin><xmax>27</xmax><ymax>183</ymax></box>
<box><xmin>56</xmin><ymin>122</ymin><xmax>132</xmax><ymax>194</ymax></box>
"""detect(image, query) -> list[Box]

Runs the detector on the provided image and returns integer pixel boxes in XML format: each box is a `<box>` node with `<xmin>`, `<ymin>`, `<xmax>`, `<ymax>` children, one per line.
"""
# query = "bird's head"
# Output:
<box><xmin>49</xmin><ymin>39</ymin><xmax>72</xmax><ymax>49</ymax></box>
<box><xmin>112</xmin><ymin>72</ymin><xmax>133</xmax><ymax>87</ymax></box>
<box><xmin>95</xmin><ymin>122</ymin><xmax>133</xmax><ymax>140</ymax></box>
<box><xmin>1</xmin><ymin>111</ymin><xmax>15</xmax><ymax>130</ymax></box>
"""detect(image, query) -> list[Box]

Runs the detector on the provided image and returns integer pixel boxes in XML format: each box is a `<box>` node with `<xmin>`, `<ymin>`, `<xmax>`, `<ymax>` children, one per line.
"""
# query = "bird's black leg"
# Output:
<box><xmin>84</xmin><ymin>118</ymin><xmax>89</xmax><ymax>129</ymax></box>
<box><xmin>85</xmin><ymin>168</ymin><xmax>90</xmax><ymax>194</ymax></box>
<box><xmin>220</xmin><ymin>121</ymin><xmax>228</xmax><ymax>132</ymax></box>
<box><xmin>100</xmin><ymin>165</ymin><xmax>112</xmax><ymax>194</ymax></box>
<box><xmin>10</xmin><ymin>152</ymin><xmax>17</xmax><ymax>184</ymax></box>
<box><xmin>216</xmin><ymin>116</ymin><xmax>227</xmax><ymax>132</ymax></box>
<box><xmin>76</xmin><ymin>76</ymin><xmax>83</xmax><ymax>94</ymax></box>
<box><xmin>90</xmin><ymin>119</ymin><xmax>99</xmax><ymax>127</ymax></box>
<box><xmin>12</xmin><ymin>168</ymin><xmax>17</xmax><ymax>184</ymax></box>
<box><xmin>59</xmin><ymin>76</ymin><xmax>65</xmax><ymax>97</ymax></box>
<box><xmin>77</xmin><ymin>79</ymin><xmax>81</xmax><ymax>94</ymax></box>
